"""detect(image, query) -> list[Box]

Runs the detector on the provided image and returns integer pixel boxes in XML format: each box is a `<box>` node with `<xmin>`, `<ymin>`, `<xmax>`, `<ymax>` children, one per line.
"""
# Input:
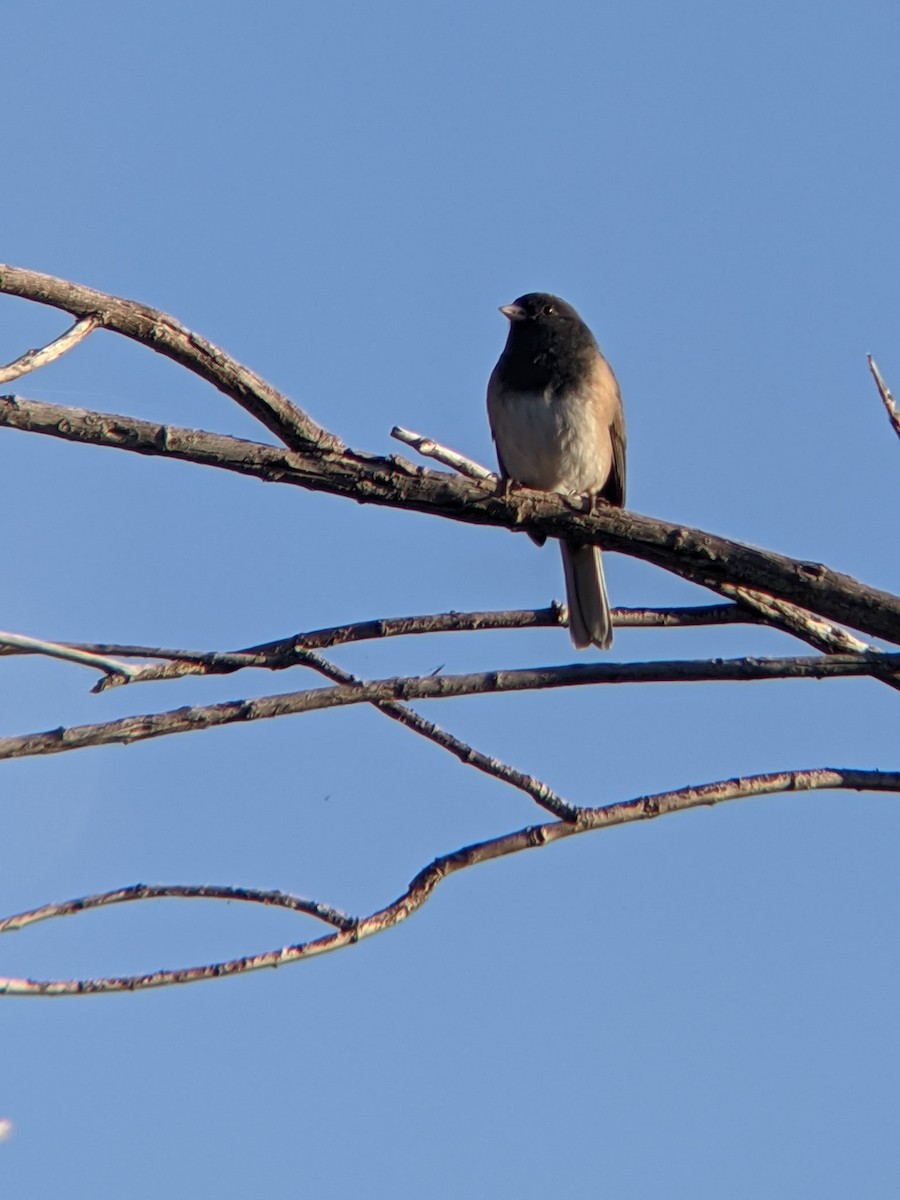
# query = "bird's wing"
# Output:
<box><xmin>486</xmin><ymin>368</ymin><xmax>511</xmax><ymax>479</ymax></box>
<box><xmin>601</xmin><ymin>394</ymin><xmax>626</xmax><ymax>507</ymax></box>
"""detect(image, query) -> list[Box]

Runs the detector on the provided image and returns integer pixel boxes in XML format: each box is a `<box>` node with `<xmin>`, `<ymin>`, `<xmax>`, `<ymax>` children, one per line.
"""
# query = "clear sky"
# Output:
<box><xmin>2</xmin><ymin>2</ymin><xmax>899</xmax><ymax>1196</ymax></box>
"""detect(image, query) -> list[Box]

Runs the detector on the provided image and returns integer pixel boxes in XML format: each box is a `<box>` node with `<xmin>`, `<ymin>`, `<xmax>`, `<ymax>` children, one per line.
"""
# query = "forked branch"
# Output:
<box><xmin>1</xmin><ymin>767</ymin><xmax>895</xmax><ymax>996</ymax></box>
<box><xmin>0</xmin><ymin>264</ymin><xmax>337</xmax><ymax>451</ymax></box>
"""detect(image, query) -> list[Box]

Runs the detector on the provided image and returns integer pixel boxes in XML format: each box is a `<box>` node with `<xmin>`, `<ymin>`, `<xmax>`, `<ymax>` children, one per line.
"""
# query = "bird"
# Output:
<box><xmin>487</xmin><ymin>292</ymin><xmax>626</xmax><ymax>650</ymax></box>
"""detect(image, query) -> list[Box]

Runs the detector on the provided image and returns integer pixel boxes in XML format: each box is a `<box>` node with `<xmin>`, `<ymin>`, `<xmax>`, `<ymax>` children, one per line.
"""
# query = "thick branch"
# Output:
<box><xmin>1</xmin><ymin>394</ymin><xmax>898</xmax><ymax>645</ymax></box>
<box><xmin>0</xmin><ymin>654</ymin><xmax>888</xmax><ymax>764</ymax></box>
<box><xmin>1</xmin><ymin>767</ymin><xmax>895</xmax><ymax>995</ymax></box>
<box><xmin>0</xmin><ymin>264</ymin><xmax>338</xmax><ymax>452</ymax></box>
<box><xmin>371</xmin><ymin>426</ymin><xmax>900</xmax><ymax>687</ymax></box>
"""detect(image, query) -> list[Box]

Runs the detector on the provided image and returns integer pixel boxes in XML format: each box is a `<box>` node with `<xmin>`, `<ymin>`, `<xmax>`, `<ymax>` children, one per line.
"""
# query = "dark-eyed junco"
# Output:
<box><xmin>487</xmin><ymin>292</ymin><xmax>626</xmax><ymax>649</ymax></box>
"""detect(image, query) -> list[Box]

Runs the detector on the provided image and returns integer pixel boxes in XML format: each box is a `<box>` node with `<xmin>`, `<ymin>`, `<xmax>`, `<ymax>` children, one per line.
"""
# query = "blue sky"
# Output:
<box><xmin>2</xmin><ymin>2</ymin><xmax>899</xmax><ymax>1196</ymax></box>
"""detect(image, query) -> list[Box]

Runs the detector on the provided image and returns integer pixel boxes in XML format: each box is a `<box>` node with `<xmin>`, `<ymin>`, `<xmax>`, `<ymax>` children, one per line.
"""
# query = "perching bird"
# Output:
<box><xmin>487</xmin><ymin>292</ymin><xmax>626</xmax><ymax>649</ymax></box>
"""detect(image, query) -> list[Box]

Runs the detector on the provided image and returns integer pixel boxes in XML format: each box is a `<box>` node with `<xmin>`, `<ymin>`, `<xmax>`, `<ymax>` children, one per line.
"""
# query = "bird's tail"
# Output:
<box><xmin>560</xmin><ymin>541</ymin><xmax>613</xmax><ymax>650</ymax></box>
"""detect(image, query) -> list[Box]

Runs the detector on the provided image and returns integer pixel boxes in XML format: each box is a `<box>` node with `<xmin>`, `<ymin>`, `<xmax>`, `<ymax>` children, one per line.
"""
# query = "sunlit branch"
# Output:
<box><xmin>390</xmin><ymin>425</ymin><xmax>495</xmax><ymax>480</ymax></box>
<box><xmin>0</xmin><ymin>631</ymin><xmax>137</xmax><ymax>682</ymax></box>
<box><xmin>81</xmin><ymin>603</ymin><xmax>751</xmax><ymax>690</ymax></box>
<box><xmin>0</xmin><ymin>315</ymin><xmax>99</xmax><ymax>384</ymax></box>
<box><xmin>0</xmin><ymin>263</ymin><xmax>336</xmax><ymax>452</ymax></box>
<box><xmin>712</xmin><ymin>583</ymin><xmax>900</xmax><ymax>693</ymax></box>
<box><xmin>0</xmin><ymin>653</ymin><xmax>890</xmax><ymax>765</ymax></box>
<box><xmin>0</xmin><ymin>883</ymin><xmax>356</xmax><ymax>935</ymax></box>
<box><xmin>2</xmin><ymin>766</ymin><xmax>895</xmax><ymax>996</ymax></box>
<box><xmin>0</xmin><ymin>392</ymin><xmax>897</xmax><ymax>643</ymax></box>
<box><xmin>387</xmin><ymin>426</ymin><xmax>899</xmax><ymax>688</ymax></box>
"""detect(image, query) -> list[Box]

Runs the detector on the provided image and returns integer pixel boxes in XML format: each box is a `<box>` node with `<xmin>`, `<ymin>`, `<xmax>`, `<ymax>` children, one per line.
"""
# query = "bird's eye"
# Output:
<box><xmin>543</xmin><ymin>304</ymin><xmax>555</xmax><ymax>316</ymax></box>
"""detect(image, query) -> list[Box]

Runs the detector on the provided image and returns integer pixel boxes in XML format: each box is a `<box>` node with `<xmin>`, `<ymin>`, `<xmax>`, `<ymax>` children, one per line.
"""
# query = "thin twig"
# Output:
<box><xmin>0</xmin><ymin>631</ymin><xmax>138</xmax><ymax>682</ymax></box>
<box><xmin>0</xmin><ymin>653</ymin><xmax>890</xmax><ymax>765</ymax></box>
<box><xmin>1</xmin><ymin>766</ymin><xmax>895</xmax><ymax>995</ymax></box>
<box><xmin>295</xmin><ymin>647</ymin><xmax>576</xmax><ymax>819</ymax></box>
<box><xmin>0</xmin><ymin>883</ymin><xmax>356</xmax><ymax>935</ymax></box>
<box><xmin>0</xmin><ymin>316</ymin><xmax>100</xmax><ymax>384</ymax></box>
<box><xmin>868</xmin><ymin>355</ymin><xmax>900</xmax><ymax>442</ymax></box>
<box><xmin>391</xmin><ymin>426</ymin><xmax>496</xmax><ymax>480</ymax></box>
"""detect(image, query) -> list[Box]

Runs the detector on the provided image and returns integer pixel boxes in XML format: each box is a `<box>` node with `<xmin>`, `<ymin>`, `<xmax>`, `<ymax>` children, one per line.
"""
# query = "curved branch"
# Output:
<box><xmin>0</xmin><ymin>264</ymin><xmax>338</xmax><ymax>452</ymax></box>
<box><xmin>0</xmin><ymin>883</ymin><xmax>356</xmax><ymax>935</ymax></box>
<box><xmin>1</xmin><ymin>767</ymin><xmax>896</xmax><ymax>996</ymax></box>
<box><xmin>1</xmin><ymin>393</ymin><xmax>898</xmax><ymax>644</ymax></box>
<box><xmin>0</xmin><ymin>653</ymin><xmax>889</xmax><ymax>764</ymax></box>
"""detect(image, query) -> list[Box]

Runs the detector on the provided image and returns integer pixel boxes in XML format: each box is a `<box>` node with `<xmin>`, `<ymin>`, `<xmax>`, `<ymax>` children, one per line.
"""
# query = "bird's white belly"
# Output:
<box><xmin>490</xmin><ymin>388</ymin><xmax>611</xmax><ymax>494</ymax></box>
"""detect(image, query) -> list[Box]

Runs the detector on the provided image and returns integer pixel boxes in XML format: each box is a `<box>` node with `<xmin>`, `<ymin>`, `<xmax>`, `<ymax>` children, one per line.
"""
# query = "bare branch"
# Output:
<box><xmin>384</xmin><ymin>429</ymin><xmax>899</xmax><ymax>687</ymax></box>
<box><xmin>613</xmin><ymin>604</ymin><xmax>752</xmax><ymax>628</ymax></box>
<box><xmin>0</xmin><ymin>264</ymin><xmax>338</xmax><ymax>452</ymax></box>
<box><xmin>0</xmin><ymin>653</ymin><xmax>890</xmax><ymax>765</ymax></box>
<box><xmin>391</xmin><ymin>425</ymin><xmax>495</xmax><ymax>480</ymax></box>
<box><xmin>294</xmin><ymin>647</ymin><xmax>577</xmax><ymax>819</ymax></box>
<box><xmin>2</xmin><ymin>766</ymin><xmax>895</xmax><ymax>996</ymax></box>
<box><xmin>0</xmin><ymin>883</ymin><xmax>356</xmax><ymax>935</ymax></box>
<box><xmin>0</xmin><ymin>316</ymin><xmax>99</xmax><ymax>384</ymax></box>
<box><xmin>0</xmin><ymin>631</ymin><xmax>138</xmax><ymax>682</ymax></box>
<box><xmin>89</xmin><ymin>606</ymin><xmax>570</xmax><ymax>688</ymax></box>
<box><xmin>1</xmin><ymin>394</ymin><xmax>897</xmax><ymax>644</ymax></box>
<box><xmin>721</xmin><ymin>585</ymin><xmax>870</xmax><ymax>652</ymax></box>
<box><xmin>713</xmin><ymin>584</ymin><xmax>900</xmax><ymax>693</ymax></box>
<box><xmin>84</xmin><ymin>603</ymin><xmax>749</xmax><ymax>691</ymax></box>
<box><xmin>0</xmin><ymin>270</ymin><xmax>894</xmax><ymax>1004</ymax></box>
<box><xmin>868</xmin><ymin>355</ymin><xmax>900</xmax><ymax>442</ymax></box>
